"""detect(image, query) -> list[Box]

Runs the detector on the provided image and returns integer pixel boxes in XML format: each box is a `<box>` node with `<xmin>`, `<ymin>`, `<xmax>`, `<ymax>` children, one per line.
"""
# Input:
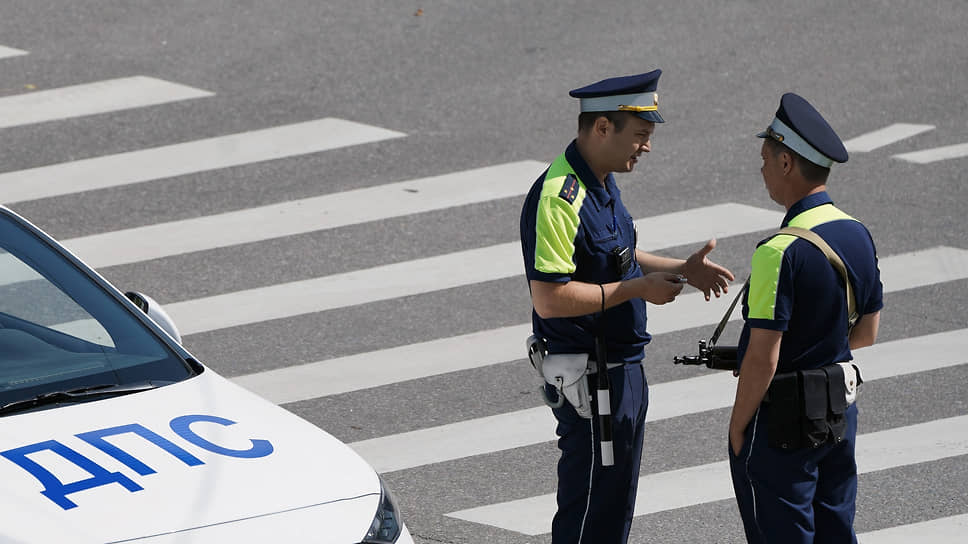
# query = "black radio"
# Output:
<box><xmin>611</xmin><ymin>246</ymin><xmax>633</xmax><ymax>276</ymax></box>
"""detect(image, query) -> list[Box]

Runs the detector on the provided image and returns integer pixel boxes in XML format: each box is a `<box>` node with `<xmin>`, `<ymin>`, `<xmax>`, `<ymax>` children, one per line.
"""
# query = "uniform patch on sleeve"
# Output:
<box><xmin>558</xmin><ymin>174</ymin><xmax>580</xmax><ymax>204</ymax></box>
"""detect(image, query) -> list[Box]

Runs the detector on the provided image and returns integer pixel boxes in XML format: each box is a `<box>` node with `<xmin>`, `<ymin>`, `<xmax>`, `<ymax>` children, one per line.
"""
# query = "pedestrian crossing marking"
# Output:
<box><xmin>894</xmin><ymin>142</ymin><xmax>968</xmax><ymax>164</ymax></box>
<box><xmin>232</xmin><ymin>246</ymin><xmax>968</xmax><ymax>404</ymax></box>
<box><xmin>0</xmin><ymin>46</ymin><xmax>28</xmax><ymax>59</ymax></box>
<box><xmin>446</xmin><ymin>413</ymin><xmax>968</xmax><ymax>535</ymax></box>
<box><xmin>63</xmin><ymin>161</ymin><xmax>547</xmax><ymax>268</ymax></box>
<box><xmin>0</xmin><ymin>118</ymin><xmax>406</xmax><ymax>204</ymax></box>
<box><xmin>169</xmin><ymin>203</ymin><xmax>784</xmax><ymax>336</ymax></box>
<box><xmin>231</xmin><ymin>323</ymin><xmax>532</xmax><ymax>403</ymax></box>
<box><xmin>648</xmin><ymin>245</ymin><xmax>968</xmax><ymax>332</ymax></box>
<box><xmin>0</xmin><ymin>76</ymin><xmax>213</xmax><ymax>129</ymax></box>
<box><xmin>858</xmin><ymin>513</ymin><xmax>968</xmax><ymax>543</ymax></box>
<box><xmin>843</xmin><ymin>123</ymin><xmax>935</xmax><ymax>152</ymax></box>
<box><xmin>349</xmin><ymin>327</ymin><xmax>968</xmax><ymax>474</ymax></box>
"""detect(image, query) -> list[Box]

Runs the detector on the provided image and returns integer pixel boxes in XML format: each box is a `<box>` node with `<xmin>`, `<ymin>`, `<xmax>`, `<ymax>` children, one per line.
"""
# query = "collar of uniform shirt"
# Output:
<box><xmin>564</xmin><ymin>140</ymin><xmax>618</xmax><ymax>206</ymax></box>
<box><xmin>781</xmin><ymin>191</ymin><xmax>833</xmax><ymax>226</ymax></box>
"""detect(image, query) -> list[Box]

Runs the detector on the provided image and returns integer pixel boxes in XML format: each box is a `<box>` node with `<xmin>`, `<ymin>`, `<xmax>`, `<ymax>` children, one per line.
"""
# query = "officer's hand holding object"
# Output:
<box><xmin>640</xmin><ymin>272</ymin><xmax>686</xmax><ymax>304</ymax></box>
<box><xmin>682</xmin><ymin>238</ymin><xmax>735</xmax><ymax>301</ymax></box>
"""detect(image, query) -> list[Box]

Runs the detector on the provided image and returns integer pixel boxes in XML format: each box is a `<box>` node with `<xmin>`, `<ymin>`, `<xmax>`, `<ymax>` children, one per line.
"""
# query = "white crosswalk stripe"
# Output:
<box><xmin>844</xmin><ymin>123</ymin><xmax>935</xmax><ymax>152</ymax></box>
<box><xmin>894</xmin><ymin>142</ymin><xmax>968</xmax><ymax>164</ymax></box>
<box><xmin>167</xmin><ymin>203</ymin><xmax>783</xmax><ymax>335</ymax></box>
<box><xmin>0</xmin><ymin>76</ymin><xmax>213</xmax><ymax>129</ymax></box>
<box><xmin>0</xmin><ymin>118</ymin><xmax>405</xmax><ymax>204</ymax></box>
<box><xmin>61</xmin><ymin>161</ymin><xmax>547</xmax><ymax>268</ymax></box>
<box><xmin>446</xmin><ymin>412</ymin><xmax>968</xmax><ymax>534</ymax></box>
<box><xmin>858</xmin><ymin>513</ymin><xmax>968</xmax><ymax>543</ymax></box>
<box><xmin>0</xmin><ymin>45</ymin><xmax>28</xmax><ymax>59</ymax></box>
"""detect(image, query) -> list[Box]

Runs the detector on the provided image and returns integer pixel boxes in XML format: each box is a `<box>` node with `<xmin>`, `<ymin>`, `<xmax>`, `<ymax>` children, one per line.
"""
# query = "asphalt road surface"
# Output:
<box><xmin>1</xmin><ymin>1</ymin><xmax>966</xmax><ymax>542</ymax></box>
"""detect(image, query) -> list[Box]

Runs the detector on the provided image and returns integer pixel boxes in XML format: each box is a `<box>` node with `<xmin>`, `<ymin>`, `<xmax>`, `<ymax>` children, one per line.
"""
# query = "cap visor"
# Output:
<box><xmin>635</xmin><ymin>110</ymin><xmax>664</xmax><ymax>123</ymax></box>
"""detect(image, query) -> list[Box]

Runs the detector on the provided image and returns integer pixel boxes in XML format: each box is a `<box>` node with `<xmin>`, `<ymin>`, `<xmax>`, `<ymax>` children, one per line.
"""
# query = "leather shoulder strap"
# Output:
<box><xmin>778</xmin><ymin>226</ymin><xmax>858</xmax><ymax>330</ymax></box>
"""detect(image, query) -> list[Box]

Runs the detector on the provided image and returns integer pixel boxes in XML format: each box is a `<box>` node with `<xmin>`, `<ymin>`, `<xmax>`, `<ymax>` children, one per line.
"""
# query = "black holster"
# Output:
<box><xmin>766</xmin><ymin>364</ymin><xmax>849</xmax><ymax>450</ymax></box>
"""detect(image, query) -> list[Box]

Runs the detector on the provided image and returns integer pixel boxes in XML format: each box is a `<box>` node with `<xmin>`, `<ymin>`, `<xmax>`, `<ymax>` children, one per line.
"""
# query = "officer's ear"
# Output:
<box><xmin>779</xmin><ymin>150</ymin><xmax>795</xmax><ymax>176</ymax></box>
<box><xmin>593</xmin><ymin>115</ymin><xmax>612</xmax><ymax>138</ymax></box>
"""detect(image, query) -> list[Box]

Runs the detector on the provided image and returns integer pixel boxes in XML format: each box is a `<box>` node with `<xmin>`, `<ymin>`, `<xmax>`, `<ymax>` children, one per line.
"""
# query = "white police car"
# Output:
<box><xmin>0</xmin><ymin>205</ymin><xmax>413</xmax><ymax>544</ymax></box>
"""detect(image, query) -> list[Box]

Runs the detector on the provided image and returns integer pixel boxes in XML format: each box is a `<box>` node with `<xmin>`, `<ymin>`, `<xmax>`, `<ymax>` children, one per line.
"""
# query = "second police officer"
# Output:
<box><xmin>519</xmin><ymin>69</ymin><xmax>734</xmax><ymax>543</ymax></box>
<box><xmin>728</xmin><ymin>93</ymin><xmax>884</xmax><ymax>543</ymax></box>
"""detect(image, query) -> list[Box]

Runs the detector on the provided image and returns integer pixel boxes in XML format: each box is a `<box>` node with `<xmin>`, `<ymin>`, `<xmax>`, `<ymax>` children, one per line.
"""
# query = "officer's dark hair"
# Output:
<box><xmin>764</xmin><ymin>138</ymin><xmax>830</xmax><ymax>184</ymax></box>
<box><xmin>578</xmin><ymin>111</ymin><xmax>633</xmax><ymax>134</ymax></box>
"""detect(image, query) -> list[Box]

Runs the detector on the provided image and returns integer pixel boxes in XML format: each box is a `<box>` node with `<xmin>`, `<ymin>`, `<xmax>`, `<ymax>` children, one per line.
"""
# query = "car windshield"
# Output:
<box><xmin>0</xmin><ymin>210</ymin><xmax>194</xmax><ymax>411</ymax></box>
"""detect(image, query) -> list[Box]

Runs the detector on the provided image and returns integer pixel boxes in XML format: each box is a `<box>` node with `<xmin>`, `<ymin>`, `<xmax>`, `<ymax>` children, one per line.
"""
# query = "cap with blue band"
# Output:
<box><xmin>757</xmin><ymin>92</ymin><xmax>848</xmax><ymax>167</ymax></box>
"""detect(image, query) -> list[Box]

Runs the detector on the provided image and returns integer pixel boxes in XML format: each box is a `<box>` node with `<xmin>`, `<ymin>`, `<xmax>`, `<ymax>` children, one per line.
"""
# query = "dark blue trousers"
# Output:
<box><xmin>729</xmin><ymin>403</ymin><xmax>859</xmax><ymax>544</ymax></box>
<box><xmin>548</xmin><ymin>363</ymin><xmax>649</xmax><ymax>544</ymax></box>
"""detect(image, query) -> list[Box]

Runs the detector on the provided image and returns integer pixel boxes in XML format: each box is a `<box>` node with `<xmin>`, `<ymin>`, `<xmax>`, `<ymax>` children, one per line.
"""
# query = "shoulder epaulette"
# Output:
<box><xmin>557</xmin><ymin>174</ymin><xmax>580</xmax><ymax>204</ymax></box>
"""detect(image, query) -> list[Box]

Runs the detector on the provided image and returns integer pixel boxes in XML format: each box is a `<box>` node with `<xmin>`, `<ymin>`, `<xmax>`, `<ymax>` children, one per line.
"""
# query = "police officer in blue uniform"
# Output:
<box><xmin>520</xmin><ymin>70</ymin><xmax>734</xmax><ymax>544</ymax></box>
<box><xmin>728</xmin><ymin>93</ymin><xmax>884</xmax><ymax>543</ymax></box>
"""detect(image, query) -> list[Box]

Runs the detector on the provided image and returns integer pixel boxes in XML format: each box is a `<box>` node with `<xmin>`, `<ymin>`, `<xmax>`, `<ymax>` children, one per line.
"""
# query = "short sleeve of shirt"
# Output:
<box><xmin>532</xmin><ymin>194</ymin><xmax>581</xmax><ymax>281</ymax></box>
<box><xmin>864</xmin><ymin>279</ymin><xmax>884</xmax><ymax>315</ymax></box>
<box><xmin>746</xmin><ymin>242</ymin><xmax>793</xmax><ymax>331</ymax></box>
<box><xmin>860</xmin><ymin>234</ymin><xmax>885</xmax><ymax>315</ymax></box>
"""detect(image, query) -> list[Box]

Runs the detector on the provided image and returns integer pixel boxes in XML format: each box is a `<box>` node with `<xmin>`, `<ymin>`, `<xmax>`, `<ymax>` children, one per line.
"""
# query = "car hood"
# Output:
<box><xmin>0</xmin><ymin>369</ymin><xmax>381</xmax><ymax>543</ymax></box>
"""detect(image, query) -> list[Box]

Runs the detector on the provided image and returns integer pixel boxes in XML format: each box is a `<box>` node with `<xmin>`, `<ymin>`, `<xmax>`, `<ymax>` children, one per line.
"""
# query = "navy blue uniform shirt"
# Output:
<box><xmin>737</xmin><ymin>192</ymin><xmax>883</xmax><ymax>373</ymax></box>
<box><xmin>520</xmin><ymin>141</ymin><xmax>650</xmax><ymax>363</ymax></box>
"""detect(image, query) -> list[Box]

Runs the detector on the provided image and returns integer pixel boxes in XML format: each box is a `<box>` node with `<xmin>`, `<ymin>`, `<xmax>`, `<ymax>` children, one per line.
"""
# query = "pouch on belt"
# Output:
<box><xmin>540</xmin><ymin>353</ymin><xmax>593</xmax><ymax>419</ymax></box>
<box><xmin>766</xmin><ymin>372</ymin><xmax>801</xmax><ymax>450</ymax></box>
<box><xmin>823</xmin><ymin>364</ymin><xmax>849</xmax><ymax>443</ymax></box>
<box><xmin>802</xmin><ymin>369</ymin><xmax>831</xmax><ymax>448</ymax></box>
<box><xmin>526</xmin><ymin>335</ymin><xmax>593</xmax><ymax>419</ymax></box>
<box><xmin>766</xmin><ymin>362</ymin><xmax>860</xmax><ymax>450</ymax></box>
<box><xmin>837</xmin><ymin>362</ymin><xmax>863</xmax><ymax>405</ymax></box>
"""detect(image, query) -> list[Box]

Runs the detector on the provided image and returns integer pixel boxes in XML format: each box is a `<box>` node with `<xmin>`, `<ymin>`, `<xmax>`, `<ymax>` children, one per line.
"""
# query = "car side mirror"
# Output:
<box><xmin>125</xmin><ymin>291</ymin><xmax>183</xmax><ymax>345</ymax></box>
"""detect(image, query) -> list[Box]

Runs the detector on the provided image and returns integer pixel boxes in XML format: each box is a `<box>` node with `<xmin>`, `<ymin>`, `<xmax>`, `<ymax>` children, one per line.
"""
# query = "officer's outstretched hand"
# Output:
<box><xmin>683</xmin><ymin>239</ymin><xmax>735</xmax><ymax>301</ymax></box>
<box><xmin>641</xmin><ymin>272</ymin><xmax>686</xmax><ymax>305</ymax></box>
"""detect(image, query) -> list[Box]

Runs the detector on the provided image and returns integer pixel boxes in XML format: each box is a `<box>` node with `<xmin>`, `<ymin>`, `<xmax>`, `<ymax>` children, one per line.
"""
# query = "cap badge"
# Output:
<box><xmin>617</xmin><ymin>93</ymin><xmax>660</xmax><ymax>113</ymax></box>
<box><xmin>765</xmin><ymin>126</ymin><xmax>785</xmax><ymax>143</ymax></box>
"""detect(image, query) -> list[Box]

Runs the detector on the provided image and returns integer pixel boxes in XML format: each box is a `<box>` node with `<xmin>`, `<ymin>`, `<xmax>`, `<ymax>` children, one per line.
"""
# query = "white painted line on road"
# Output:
<box><xmin>894</xmin><ymin>142</ymin><xmax>968</xmax><ymax>164</ymax></box>
<box><xmin>0</xmin><ymin>76</ymin><xmax>213</xmax><ymax>129</ymax></box>
<box><xmin>843</xmin><ymin>123</ymin><xmax>934</xmax><ymax>152</ymax></box>
<box><xmin>348</xmin><ymin>322</ymin><xmax>968</xmax><ymax>474</ymax></box>
<box><xmin>446</xmin><ymin>413</ymin><xmax>968</xmax><ymax>535</ymax></box>
<box><xmin>0</xmin><ymin>118</ymin><xmax>406</xmax><ymax>204</ymax></box>
<box><xmin>858</xmin><ymin>513</ymin><xmax>968</xmax><ymax>544</ymax></box>
<box><xmin>171</xmin><ymin>203</ymin><xmax>783</xmax><ymax>336</ymax></box>
<box><xmin>63</xmin><ymin>161</ymin><xmax>547</xmax><ymax>268</ymax></box>
<box><xmin>646</xmin><ymin>246</ymin><xmax>967</xmax><ymax>333</ymax></box>
<box><xmin>231</xmin><ymin>323</ymin><xmax>532</xmax><ymax>404</ymax></box>
<box><xmin>0</xmin><ymin>46</ymin><xmax>28</xmax><ymax>59</ymax></box>
<box><xmin>169</xmin><ymin>242</ymin><xmax>517</xmax><ymax>335</ymax></box>
<box><xmin>233</xmin><ymin>246</ymin><xmax>968</xmax><ymax>404</ymax></box>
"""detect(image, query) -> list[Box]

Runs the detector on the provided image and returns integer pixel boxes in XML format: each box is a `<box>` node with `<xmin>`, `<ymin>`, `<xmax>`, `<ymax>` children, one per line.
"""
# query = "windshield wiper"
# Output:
<box><xmin>0</xmin><ymin>381</ymin><xmax>169</xmax><ymax>416</ymax></box>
